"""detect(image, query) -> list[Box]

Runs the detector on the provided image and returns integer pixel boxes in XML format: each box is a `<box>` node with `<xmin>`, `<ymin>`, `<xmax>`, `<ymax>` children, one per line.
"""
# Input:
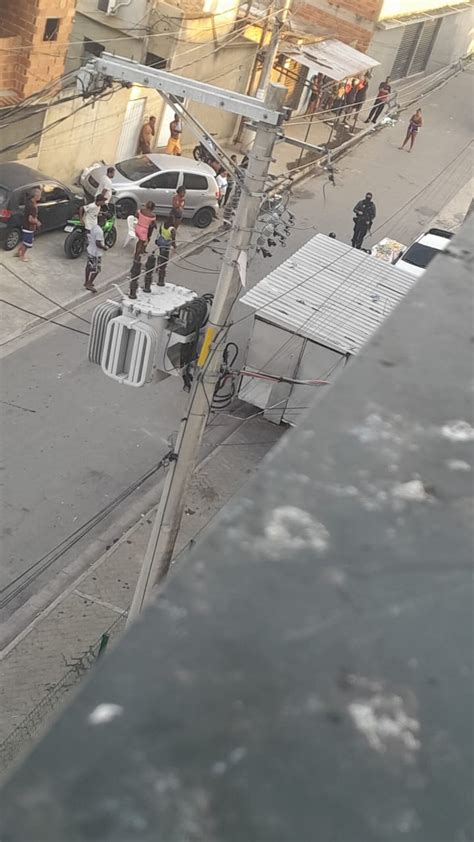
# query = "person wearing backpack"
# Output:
<box><xmin>155</xmin><ymin>215</ymin><xmax>177</xmax><ymax>285</ymax></box>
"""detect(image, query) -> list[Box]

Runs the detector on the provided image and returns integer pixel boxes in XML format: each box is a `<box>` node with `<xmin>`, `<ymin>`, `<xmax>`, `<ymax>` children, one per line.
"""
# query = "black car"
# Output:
<box><xmin>0</xmin><ymin>162</ymin><xmax>84</xmax><ymax>250</ymax></box>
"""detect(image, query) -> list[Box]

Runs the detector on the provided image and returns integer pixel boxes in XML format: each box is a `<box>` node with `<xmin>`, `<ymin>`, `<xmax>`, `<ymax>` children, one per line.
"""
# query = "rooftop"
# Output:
<box><xmin>240</xmin><ymin>233</ymin><xmax>416</xmax><ymax>355</ymax></box>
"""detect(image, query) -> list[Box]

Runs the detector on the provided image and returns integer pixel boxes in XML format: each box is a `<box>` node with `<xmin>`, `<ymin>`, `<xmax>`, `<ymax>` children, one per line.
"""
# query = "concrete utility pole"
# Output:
<box><xmin>256</xmin><ymin>0</ymin><xmax>292</xmax><ymax>100</ymax></box>
<box><xmin>128</xmin><ymin>82</ymin><xmax>288</xmax><ymax>622</ymax></box>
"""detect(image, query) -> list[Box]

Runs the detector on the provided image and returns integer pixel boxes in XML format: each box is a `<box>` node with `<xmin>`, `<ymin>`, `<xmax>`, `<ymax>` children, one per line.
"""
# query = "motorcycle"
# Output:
<box><xmin>63</xmin><ymin>204</ymin><xmax>118</xmax><ymax>259</ymax></box>
<box><xmin>192</xmin><ymin>137</ymin><xmax>220</xmax><ymax>169</ymax></box>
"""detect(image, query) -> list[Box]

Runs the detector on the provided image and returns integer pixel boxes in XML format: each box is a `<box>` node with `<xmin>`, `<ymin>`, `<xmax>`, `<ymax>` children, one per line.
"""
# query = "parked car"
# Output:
<box><xmin>83</xmin><ymin>154</ymin><xmax>220</xmax><ymax>228</ymax></box>
<box><xmin>394</xmin><ymin>228</ymin><xmax>454</xmax><ymax>278</ymax></box>
<box><xmin>0</xmin><ymin>163</ymin><xmax>83</xmax><ymax>251</ymax></box>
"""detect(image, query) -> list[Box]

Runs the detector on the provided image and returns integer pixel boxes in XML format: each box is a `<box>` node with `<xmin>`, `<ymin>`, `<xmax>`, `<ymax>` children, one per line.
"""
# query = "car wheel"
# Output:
<box><xmin>115</xmin><ymin>198</ymin><xmax>137</xmax><ymax>219</ymax></box>
<box><xmin>193</xmin><ymin>207</ymin><xmax>214</xmax><ymax>229</ymax></box>
<box><xmin>104</xmin><ymin>226</ymin><xmax>117</xmax><ymax>249</ymax></box>
<box><xmin>193</xmin><ymin>145</ymin><xmax>203</xmax><ymax>161</ymax></box>
<box><xmin>4</xmin><ymin>228</ymin><xmax>21</xmax><ymax>251</ymax></box>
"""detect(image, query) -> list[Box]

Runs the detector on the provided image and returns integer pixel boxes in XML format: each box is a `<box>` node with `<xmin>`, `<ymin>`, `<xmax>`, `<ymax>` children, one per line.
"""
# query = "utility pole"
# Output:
<box><xmin>256</xmin><ymin>0</ymin><xmax>292</xmax><ymax>101</ymax></box>
<box><xmin>128</xmin><ymin>82</ymin><xmax>288</xmax><ymax>623</ymax></box>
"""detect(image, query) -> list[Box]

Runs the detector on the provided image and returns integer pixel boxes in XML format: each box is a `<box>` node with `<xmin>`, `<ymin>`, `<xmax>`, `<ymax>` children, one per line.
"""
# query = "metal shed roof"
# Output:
<box><xmin>240</xmin><ymin>234</ymin><xmax>417</xmax><ymax>355</ymax></box>
<box><xmin>283</xmin><ymin>39</ymin><xmax>379</xmax><ymax>81</ymax></box>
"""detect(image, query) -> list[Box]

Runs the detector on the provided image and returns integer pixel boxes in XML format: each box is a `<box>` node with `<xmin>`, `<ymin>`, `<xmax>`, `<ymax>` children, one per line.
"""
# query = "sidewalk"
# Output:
<box><xmin>0</xmin><ymin>216</ymin><xmax>221</xmax><ymax>347</ymax></box>
<box><xmin>0</xmin><ymin>412</ymin><xmax>284</xmax><ymax>776</ymax></box>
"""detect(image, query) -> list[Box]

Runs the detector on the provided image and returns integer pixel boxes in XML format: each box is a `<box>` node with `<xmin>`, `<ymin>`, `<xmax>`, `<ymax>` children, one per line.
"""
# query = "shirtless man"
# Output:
<box><xmin>166</xmin><ymin>113</ymin><xmax>182</xmax><ymax>156</ymax></box>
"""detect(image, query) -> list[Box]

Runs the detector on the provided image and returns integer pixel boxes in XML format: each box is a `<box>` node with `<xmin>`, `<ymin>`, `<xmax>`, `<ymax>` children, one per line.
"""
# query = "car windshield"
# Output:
<box><xmin>115</xmin><ymin>157</ymin><xmax>159</xmax><ymax>182</ymax></box>
<box><xmin>401</xmin><ymin>242</ymin><xmax>441</xmax><ymax>269</ymax></box>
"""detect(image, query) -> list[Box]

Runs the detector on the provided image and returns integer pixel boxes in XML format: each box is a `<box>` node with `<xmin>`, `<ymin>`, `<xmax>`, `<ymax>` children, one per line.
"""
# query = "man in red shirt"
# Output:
<box><xmin>365</xmin><ymin>77</ymin><xmax>391</xmax><ymax>124</ymax></box>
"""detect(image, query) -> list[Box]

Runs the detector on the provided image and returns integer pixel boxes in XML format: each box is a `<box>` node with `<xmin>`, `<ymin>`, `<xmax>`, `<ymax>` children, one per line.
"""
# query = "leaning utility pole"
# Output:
<box><xmin>256</xmin><ymin>0</ymin><xmax>292</xmax><ymax>100</ymax></box>
<box><xmin>128</xmin><ymin>81</ymin><xmax>287</xmax><ymax>622</ymax></box>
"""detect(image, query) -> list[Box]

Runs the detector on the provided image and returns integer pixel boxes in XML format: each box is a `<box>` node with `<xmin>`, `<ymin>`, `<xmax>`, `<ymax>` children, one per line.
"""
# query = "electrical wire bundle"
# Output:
<box><xmin>211</xmin><ymin>342</ymin><xmax>239</xmax><ymax>409</ymax></box>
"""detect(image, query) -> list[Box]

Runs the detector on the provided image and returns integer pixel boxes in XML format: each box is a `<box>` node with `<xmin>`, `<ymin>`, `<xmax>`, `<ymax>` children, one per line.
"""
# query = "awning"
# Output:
<box><xmin>283</xmin><ymin>38</ymin><xmax>379</xmax><ymax>81</ymax></box>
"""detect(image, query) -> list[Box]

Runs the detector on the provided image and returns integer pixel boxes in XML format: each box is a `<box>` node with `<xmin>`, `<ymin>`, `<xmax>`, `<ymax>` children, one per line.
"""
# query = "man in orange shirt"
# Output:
<box><xmin>137</xmin><ymin>116</ymin><xmax>156</xmax><ymax>154</ymax></box>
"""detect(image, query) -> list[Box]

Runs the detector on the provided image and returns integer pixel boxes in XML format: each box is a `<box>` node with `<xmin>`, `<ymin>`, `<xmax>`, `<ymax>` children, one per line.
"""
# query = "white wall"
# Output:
<box><xmin>426</xmin><ymin>8</ymin><xmax>473</xmax><ymax>71</ymax></box>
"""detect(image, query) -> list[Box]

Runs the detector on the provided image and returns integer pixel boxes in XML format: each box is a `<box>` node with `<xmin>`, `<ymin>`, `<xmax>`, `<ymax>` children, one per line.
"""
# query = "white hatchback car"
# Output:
<box><xmin>394</xmin><ymin>228</ymin><xmax>453</xmax><ymax>278</ymax></box>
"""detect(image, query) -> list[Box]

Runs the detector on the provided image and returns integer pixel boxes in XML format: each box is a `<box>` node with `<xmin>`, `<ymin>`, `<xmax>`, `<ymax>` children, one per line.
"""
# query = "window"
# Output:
<box><xmin>183</xmin><ymin>173</ymin><xmax>208</xmax><ymax>191</ymax></box>
<box><xmin>401</xmin><ymin>243</ymin><xmax>440</xmax><ymax>269</ymax></box>
<box><xmin>145</xmin><ymin>53</ymin><xmax>166</xmax><ymax>70</ymax></box>
<box><xmin>409</xmin><ymin>19</ymin><xmax>441</xmax><ymax>76</ymax></box>
<box><xmin>116</xmin><ymin>157</ymin><xmax>159</xmax><ymax>181</ymax></box>
<box><xmin>83</xmin><ymin>37</ymin><xmax>105</xmax><ymax>58</ymax></box>
<box><xmin>43</xmin><ymin>18</ymin><xmax>60</xmax><ymax>42</ymax></box>
<box><xmin>391</xmin><ymin>19</ymin><xmax>441</xmax><ymax>80</ymax></box>
<box><xmin>144</xmin><ymin>172</ymin><xmax>179</xmax><ymax>190</ymax></box>
<box><xmin>40</xmin><ymin>183</ymin><xmax>68</xmax><ymax>203</ymax></box>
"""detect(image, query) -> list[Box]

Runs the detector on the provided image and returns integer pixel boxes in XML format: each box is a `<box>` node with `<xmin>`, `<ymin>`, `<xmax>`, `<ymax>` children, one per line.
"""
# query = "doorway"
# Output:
<box><xmin>116</xmin><ymin>97</ymin><xmax>146</xmax><ymax>160</ymax></box>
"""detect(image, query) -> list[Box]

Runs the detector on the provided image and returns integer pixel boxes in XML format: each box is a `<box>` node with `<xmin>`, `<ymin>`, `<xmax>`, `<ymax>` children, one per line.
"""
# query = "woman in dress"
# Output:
<box><xmin>171</xmin><ymin>186</ymin><xmax>186</xmax><ymax>228</ymax></box>
<box><xmin>134</xmin><ymin>200</ymin><xmax>156</xmax><ymax>257</ymax></box>
<box><xmin>400</xmin><ymin>108</ymin><xmax>423</xmax><ymax>152</ymax></box>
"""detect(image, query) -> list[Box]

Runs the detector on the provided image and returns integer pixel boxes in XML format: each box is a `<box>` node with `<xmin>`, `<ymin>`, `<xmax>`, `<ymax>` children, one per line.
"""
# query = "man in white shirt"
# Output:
<box><xmin>96</xmin><ymin>167</ymin><xmax>115</xmax><ymax>203</ymax></box>
<box><xmin>85</xmin><ymin>222</ymin><xmax>107</xmax><ymax>293</ymax></box>
<box><xmin>216</xmin><ymin>171</ymin><xmax>228</xmax><ymax>207</ymax></box>
<box><xmin>79</xmin><ymin>195</ymin><xmax>105</xmax><ymax>231</ymax></box>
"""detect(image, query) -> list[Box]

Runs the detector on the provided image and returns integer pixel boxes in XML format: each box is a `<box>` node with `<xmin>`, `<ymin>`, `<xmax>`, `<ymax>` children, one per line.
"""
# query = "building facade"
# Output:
<box><xmin>31</xmin><ymin>0</ymin><xmax>256</xmax><ymax>182</ymax></box>
<box><xmin>368</xmin><ymin>1</ymin><xmax>473</xmax><ymax>90</ymax></box>
<box><xmin>0</xmin><ymin>0</ymin><xmax>76</xmax><ymax>104</ymax></box>
<box><xmin>290</xmin><ymin>0</ymin><xmax>472</xmax><ymax>74</ymax></box>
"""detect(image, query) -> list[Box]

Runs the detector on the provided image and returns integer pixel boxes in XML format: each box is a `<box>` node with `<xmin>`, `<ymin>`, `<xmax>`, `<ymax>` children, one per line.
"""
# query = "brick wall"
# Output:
<box><xmin>0</xmin><ymin>36</ymin><xmax>20</xmax><ymax>94</ymax></box>
<box><xmin>0</xmin><ymin>0</ymin><xmax>77</xmax><ymax>100</ymax></box>
<box><xmin>294</xmin><ymin>0</ymin><xmax>384</xmax><ymax>52</ymax></box>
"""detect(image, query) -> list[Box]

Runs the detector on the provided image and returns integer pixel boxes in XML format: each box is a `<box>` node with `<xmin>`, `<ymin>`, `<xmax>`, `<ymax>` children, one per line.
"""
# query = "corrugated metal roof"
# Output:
<box><xmin>284</xmin><ymin>39</ymin><xmax>379</xmax><ymax>81</ymax></box>
<box><xmin>240</xmin><ymin>234</ymin><xmax>417</xmax><ymax>355</ymax></box>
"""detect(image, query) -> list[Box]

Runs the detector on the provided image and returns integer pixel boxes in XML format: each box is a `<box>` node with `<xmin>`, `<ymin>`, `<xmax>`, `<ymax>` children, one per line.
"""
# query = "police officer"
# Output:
<box><xmin>352</xmin><ymin>192</ymin><xmax>376</xmax><ymax>249</ymax></box>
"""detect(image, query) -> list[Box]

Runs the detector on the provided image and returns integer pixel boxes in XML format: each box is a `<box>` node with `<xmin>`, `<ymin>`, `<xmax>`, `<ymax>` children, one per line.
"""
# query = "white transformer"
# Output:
<box><xmin>88</xmin><ymin>283</ymin><xmax>211</xmax><ymax>387</ymax></box>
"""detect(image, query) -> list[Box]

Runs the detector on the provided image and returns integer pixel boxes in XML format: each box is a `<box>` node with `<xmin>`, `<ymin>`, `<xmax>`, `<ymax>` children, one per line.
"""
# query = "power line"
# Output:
<box><xmin>0</xmin><ymin>3</ymin><xmax>253</xmax><ymax>53</ymax></box>
<box><xmin>0</xmin><ymin>298</ymin><xmax>89</xmax><ymax>339</ymax></box>
<box><xmin>0</xmin><ymin>263</ymin><xmax>91</xmax><ymax>326</ymax></box>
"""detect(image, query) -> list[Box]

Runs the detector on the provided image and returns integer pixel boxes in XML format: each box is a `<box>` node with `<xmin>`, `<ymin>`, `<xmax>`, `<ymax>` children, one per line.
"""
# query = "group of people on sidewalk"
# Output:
<box><xmin>12</xmin><ymin>93</ymin><xmax>423</xmax><ymax>283</ymax></box>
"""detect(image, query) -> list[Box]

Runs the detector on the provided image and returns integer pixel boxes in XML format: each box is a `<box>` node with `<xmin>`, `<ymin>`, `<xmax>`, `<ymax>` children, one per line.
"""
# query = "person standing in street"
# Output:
<box><xmin>155</xmin><ymin>215</ymin><xmax>177</xmax><ymax>285</ymax></box>
<box><xmin>166</xmin><ymin>113</ymin><xmax>182</xmax><ymax>156</ymax></box>
<box><xmin>16</xmin><ymin>187</ymin><xmax>41</xmax><ymax>261</ymax></box>
<box><xmin>85</xmin><ymin>221</ymin><xmax>107</xmax><ymax>293</ymax></box>
<box><xmin>172</xmin><ymin>185</ymin><xmax>186</xmax><ymax>227</ymax></box>
<box><xmin>80</xmin><ymin>194</ymin><xmax>106</xmax><ymax>232</ymax></box>
<box><xmin>364</xmin><ymin>77</ymin><xmax>391</xmax><ymax>124</ymax></box>
<box><xmin>351</xmin><ymin>77</ymin><xmax>369</xmax><ymax>129</ymax></box>
<box><xmin>137</xmin><ymin>116</ymin><xmax>156</xmax><ymax>154</ymax></box>
<box><xmin>134</xmin><ymin>201</ymin><xmax>156</xmax><ymax>258</ymax></box>
<box><xmin>216</xmin><ymin>170</ymin><xmax>228</xmax><ymax>207</ymax></box>
<box><xmin>96</xmin><ymin>167</ymin><xmax>115</xmax><ymax>204</ymax></box>
<box><xmin>399</xmin><ymin>108</ymin><xmax>423</xmax><ymax>152</ymax></box>
<box><xmin>224</xmin><ymin>155</ymin><xmax>238</xmax><ymax>206</ymax></box>
<box><xmin>351</xmin><ymin>192</ymin><xmax>376</xmax><ymax>249</ymax></box>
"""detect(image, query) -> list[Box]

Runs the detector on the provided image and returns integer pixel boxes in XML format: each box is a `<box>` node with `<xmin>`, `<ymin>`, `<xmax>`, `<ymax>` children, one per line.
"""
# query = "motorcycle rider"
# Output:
<box><xmin>352</xmin><ymin>192</ymin><xmax>376</xmax><ymax>249</ymax></box>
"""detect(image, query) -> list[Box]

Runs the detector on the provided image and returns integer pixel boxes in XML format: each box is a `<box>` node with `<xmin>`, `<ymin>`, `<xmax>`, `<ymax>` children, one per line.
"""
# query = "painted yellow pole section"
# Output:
<box><xmin>197</xmin><ymin>326</ymin><xmax>216</xmax><ymax>367</ymax></box>
<box><xmin>128</xmin><ymin>82</ymin><xmax>288</xmax><ymax>623</ymax></box>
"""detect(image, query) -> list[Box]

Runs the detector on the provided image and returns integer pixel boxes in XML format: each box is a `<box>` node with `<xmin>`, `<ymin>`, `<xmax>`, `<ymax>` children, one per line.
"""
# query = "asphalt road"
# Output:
<box><xmin>1</xmin><ymin>68</ymin><xmax>472</xmax><ymax>626</ymax></box>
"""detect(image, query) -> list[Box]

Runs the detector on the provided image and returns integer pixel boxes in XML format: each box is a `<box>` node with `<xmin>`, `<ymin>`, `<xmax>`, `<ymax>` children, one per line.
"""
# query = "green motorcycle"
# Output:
<box><xmin>63</xmin><ymin>204</ymin><xmax>118</xmax><ymax>259</ymax></box>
